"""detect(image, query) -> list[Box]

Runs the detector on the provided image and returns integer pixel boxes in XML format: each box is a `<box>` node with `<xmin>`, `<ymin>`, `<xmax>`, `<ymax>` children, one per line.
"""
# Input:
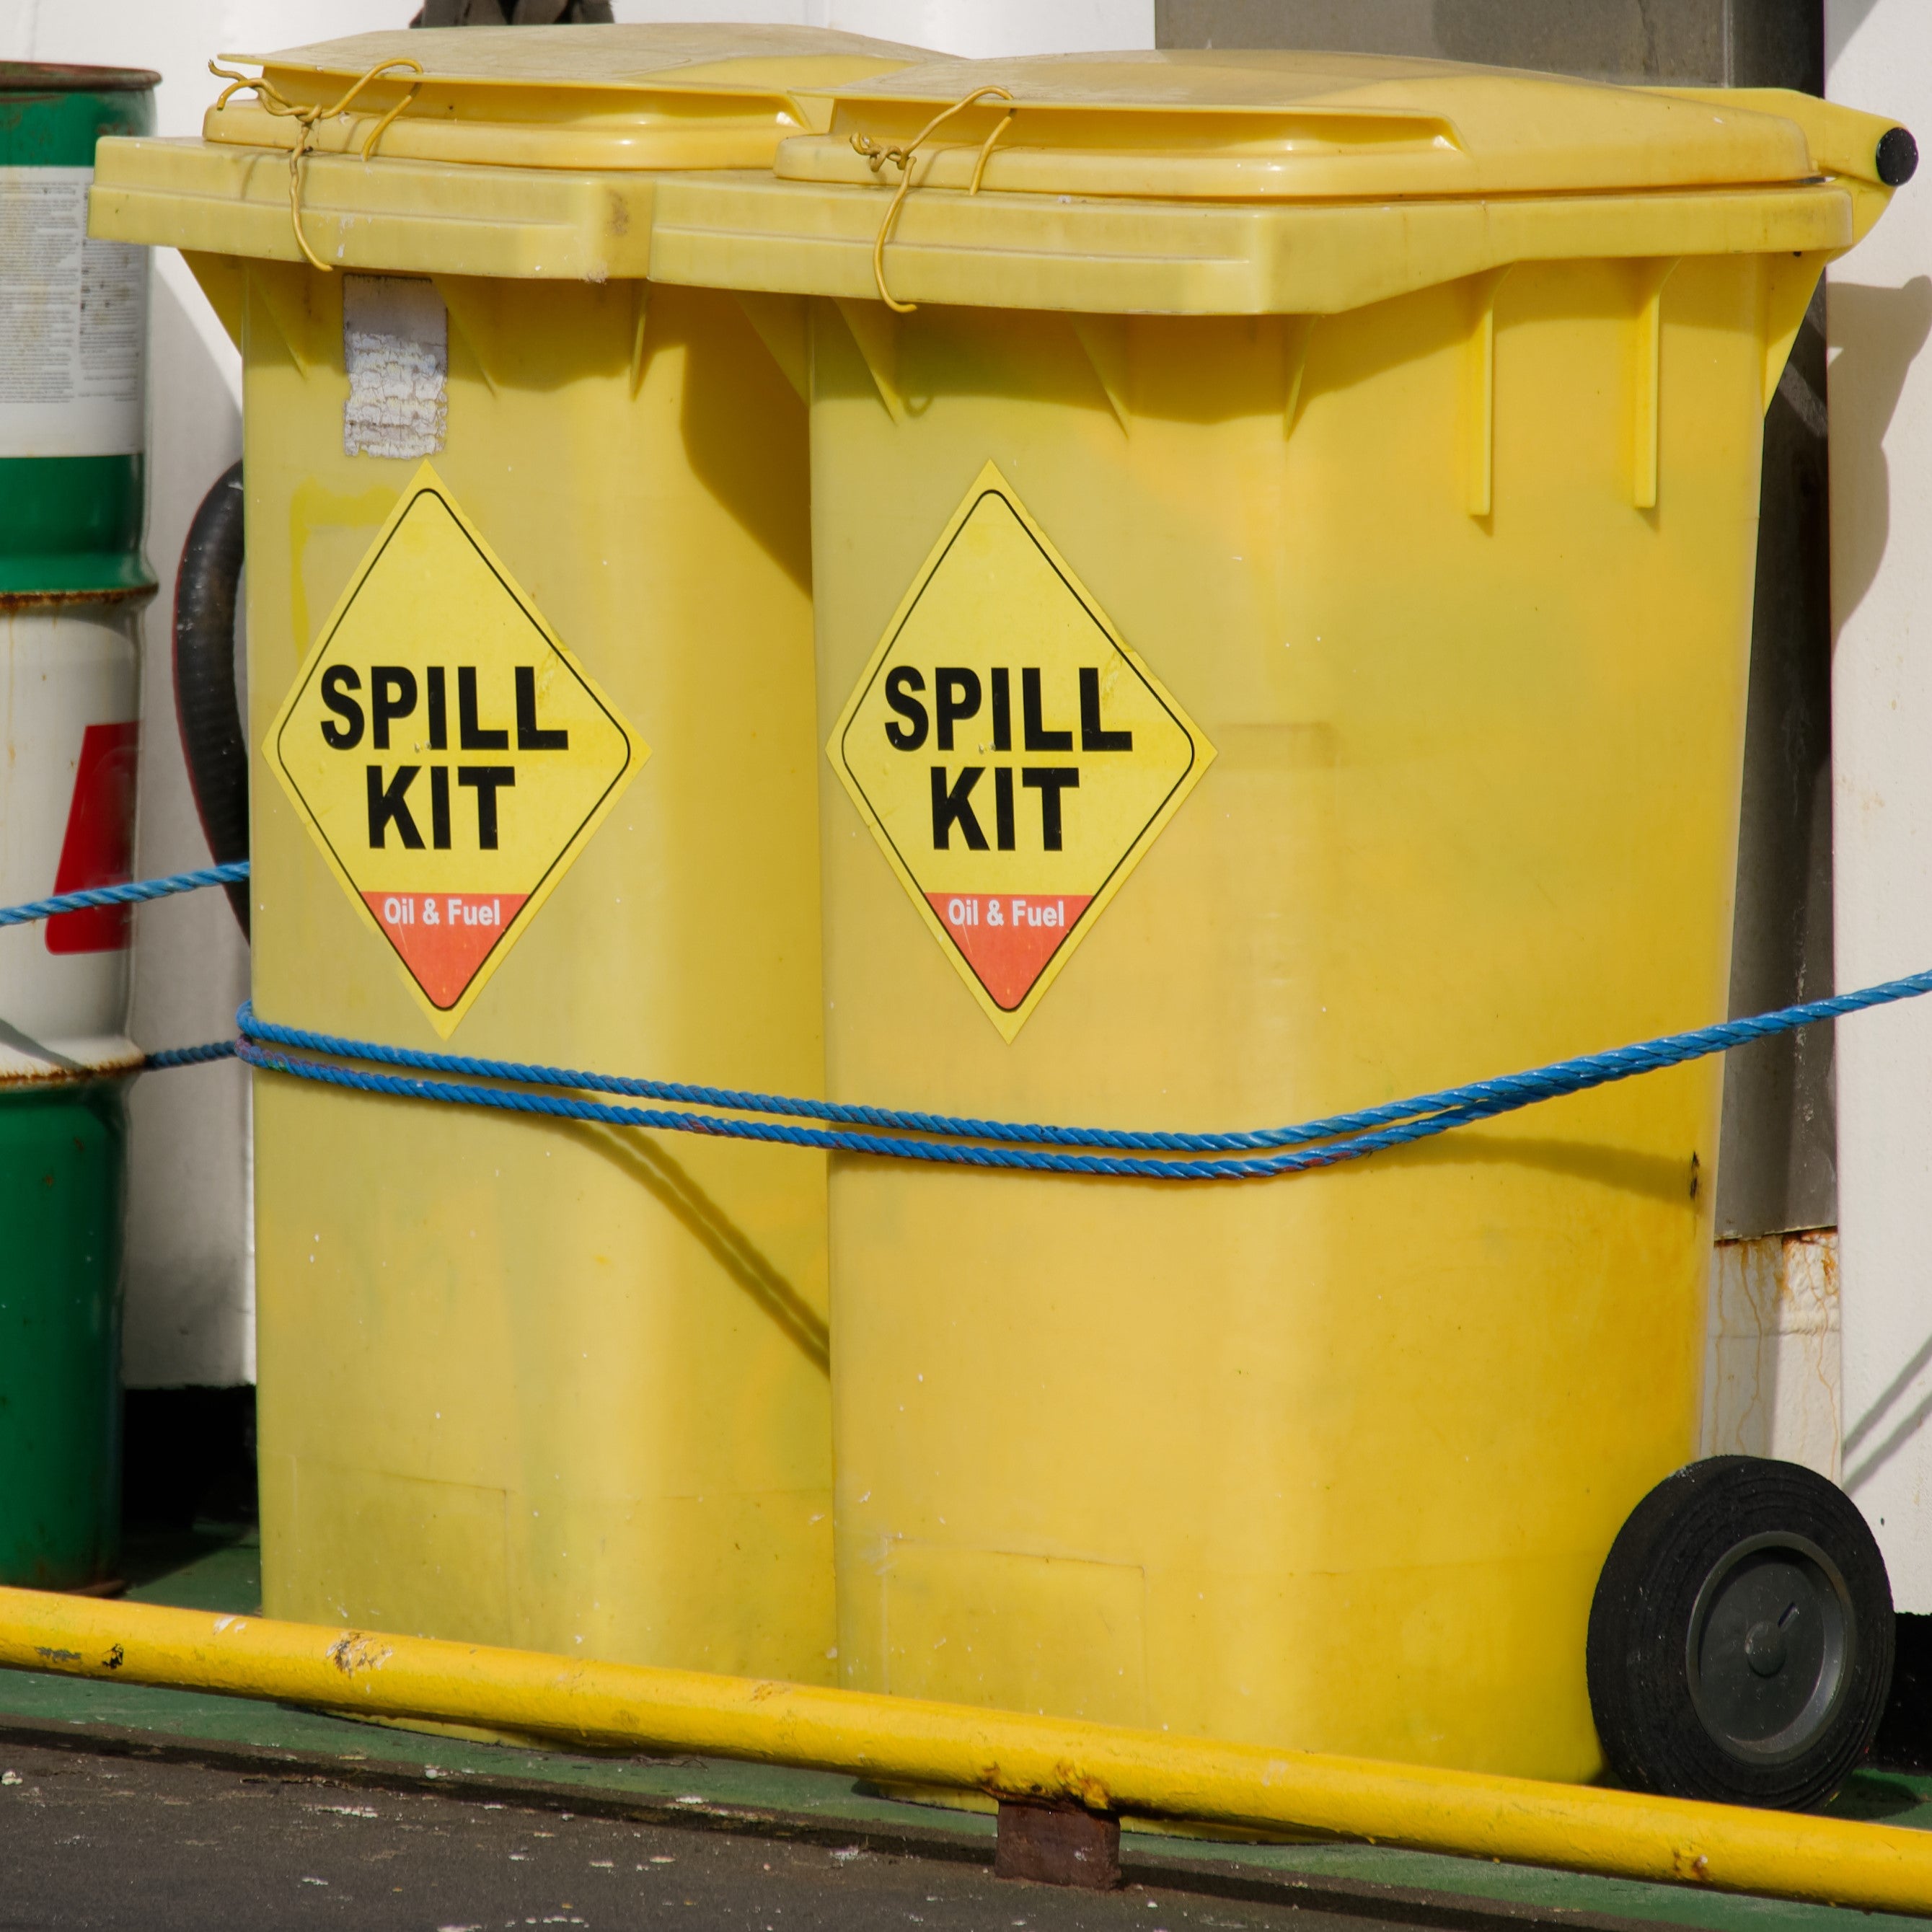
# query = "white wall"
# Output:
<box><xmin>610</xmin><ymin>1</ymin><xmax>1152</xmax><ymax>54</ymax></box>
<box><xmin>1827</xmin><ymin>0</ymin><xmax>1932</xmax><ymax>1608</ymax></box>
<box><xmin>0</xmin><ymin>0</ymin><xmax>1152</xmax><ymax>1388</ymax></box>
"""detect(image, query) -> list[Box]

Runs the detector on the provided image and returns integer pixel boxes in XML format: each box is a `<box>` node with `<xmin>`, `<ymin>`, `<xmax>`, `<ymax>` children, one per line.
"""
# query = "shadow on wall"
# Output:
<box><xmin>1155</xmin><ymin>0</ymin><xmax>1810</xmax><ymax>81</ymax></box>
<box><xmin>1157</xmin><ymin>0</ymin><xmax>1851</xmax><ymax>91</ymax></box>
<box><xmin>1827</xmin><ymin>0</ymin><xmax>1885</xmax><ymax>67</ymax></box>
<box><xmin>1433</xmin><ymin>0</ymin><xmax>1731</xmax><ymax>77</ymax></box>
<box><xmin>1843</xmin><ymin>1323</ymin><xmax>1932</xmax><ymax>1496</ymax></box>
<box><xmin>1827</xmin><ymin>278</ymin><xmax>1932</xmax><ymax>635</ymax></box>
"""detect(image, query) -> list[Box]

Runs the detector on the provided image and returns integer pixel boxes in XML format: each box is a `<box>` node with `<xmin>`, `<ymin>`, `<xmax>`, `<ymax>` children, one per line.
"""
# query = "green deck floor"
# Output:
<box><xmin>2</xmin><ymin>1527</ymin><xmax>1928</xmax><ymax>1931</ymax></box>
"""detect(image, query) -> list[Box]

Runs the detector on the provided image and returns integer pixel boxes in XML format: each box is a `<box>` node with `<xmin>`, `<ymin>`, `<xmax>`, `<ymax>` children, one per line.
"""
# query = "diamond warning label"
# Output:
<box><xmin>268</xmin><ymin>463</ymin><xmax>640</xmax><ymax>1036</ymax></box>
<box><xmin>832</xmin><ymin>463</ymin><xmax>1212</xmax><ymax>1040</ymax></box>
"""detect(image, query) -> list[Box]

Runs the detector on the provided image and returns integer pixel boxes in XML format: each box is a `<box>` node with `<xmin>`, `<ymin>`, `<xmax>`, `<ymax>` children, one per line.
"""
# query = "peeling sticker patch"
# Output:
<box><xmin>343</xmin><ymin>274</ymin><xmax>446</xmax><ymax>459</ymax></box>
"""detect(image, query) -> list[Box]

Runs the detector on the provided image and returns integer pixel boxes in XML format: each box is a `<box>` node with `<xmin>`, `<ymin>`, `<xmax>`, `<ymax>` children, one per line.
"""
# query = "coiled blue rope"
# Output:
<box><xmin>7</xmin><ymin>861</ymin><xmax>1927</xmax><ymax>1181</ymax></box>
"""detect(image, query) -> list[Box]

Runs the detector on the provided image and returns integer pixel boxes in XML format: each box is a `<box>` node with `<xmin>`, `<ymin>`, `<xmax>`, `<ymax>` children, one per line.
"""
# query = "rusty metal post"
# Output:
<box><xmin>994</xmin><ymin>1799</ymin><xmax>1121</xmax><ymax>1889</ymax></box>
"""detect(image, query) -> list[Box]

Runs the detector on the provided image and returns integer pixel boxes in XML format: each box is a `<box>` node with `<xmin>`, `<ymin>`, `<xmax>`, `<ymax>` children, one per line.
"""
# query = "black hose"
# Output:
<box><xmin>173</xmin><ymin>461</ymin><xmax>250</xmax><ymax>936</ymax></box>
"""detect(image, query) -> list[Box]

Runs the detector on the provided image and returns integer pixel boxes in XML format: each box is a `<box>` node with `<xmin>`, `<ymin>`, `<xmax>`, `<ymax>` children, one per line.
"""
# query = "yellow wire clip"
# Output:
<box><xmin>850</xmin><ymin>84</ymin><xmax>1015</xmax><ymax>314</ymax></box>
<box><xmin>208</xmin><ymin>56</ymin><xmax>425</xmax><ymax>273</ymax></box>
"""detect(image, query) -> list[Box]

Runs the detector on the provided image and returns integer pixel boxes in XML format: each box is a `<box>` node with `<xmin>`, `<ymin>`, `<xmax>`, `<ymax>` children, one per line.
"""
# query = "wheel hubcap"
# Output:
<box><xmin>1687</xmin><ymin>1530</ymin><xmax>1853</xmax><ymax>1764</ymax></box>
<box><xmin>1744</xmin><ymin>1618</ymin><xmax>1788</xmax><ymax>1677</ymax></box>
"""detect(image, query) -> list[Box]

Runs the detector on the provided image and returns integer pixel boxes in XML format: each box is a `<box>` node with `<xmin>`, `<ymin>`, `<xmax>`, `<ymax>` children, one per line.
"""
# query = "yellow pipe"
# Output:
<box><xmin>2</xmin><ymin>1584</ymin><xmax>1927</xmax><ymax>1915</ymax></box>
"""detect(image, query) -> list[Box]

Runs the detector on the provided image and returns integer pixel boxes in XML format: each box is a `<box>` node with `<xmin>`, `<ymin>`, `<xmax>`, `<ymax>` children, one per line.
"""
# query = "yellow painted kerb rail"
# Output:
<box><xmin>1</xmin><ymin>1585</ymin><xmax>1927</xmax><ymax>1917</ymax></box>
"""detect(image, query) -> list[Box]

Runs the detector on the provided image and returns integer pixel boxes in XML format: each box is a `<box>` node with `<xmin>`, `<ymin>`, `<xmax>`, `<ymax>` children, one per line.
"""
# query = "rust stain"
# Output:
<box><xmin>0</xmin><ymin>1051</ymin><xmax>147</xmax><ymax>1090</ymax></box>
<box><xmin>978</xmin><ymin>1755</ymin><xmax>1116</xmax><ymax>1816</ymax></box>
<box><xmin>0</xmin><ymin>586</ymin><xmax>156</xmax><ymax>615</ymax></box>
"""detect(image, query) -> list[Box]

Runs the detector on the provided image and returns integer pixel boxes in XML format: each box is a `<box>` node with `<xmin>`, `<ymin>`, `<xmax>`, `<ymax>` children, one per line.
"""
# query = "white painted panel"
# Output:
<box><xmin>1827</xmin><ymin>0</ymin><xmax>1932</xmax><ymax>1605</ymax></box>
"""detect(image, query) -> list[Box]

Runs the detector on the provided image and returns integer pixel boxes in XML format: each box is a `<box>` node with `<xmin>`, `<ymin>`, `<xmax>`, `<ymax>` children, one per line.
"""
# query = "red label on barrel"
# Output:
<box><xmin>45</xmin><ymin>720</ymin><xmax>138</xmax><ymax>956</ymax></box>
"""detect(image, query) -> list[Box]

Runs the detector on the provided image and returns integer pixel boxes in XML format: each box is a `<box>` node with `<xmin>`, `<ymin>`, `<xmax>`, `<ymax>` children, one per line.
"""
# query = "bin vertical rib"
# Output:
<box><xmin>1631</xmin><ymin>259</ymin><xmax>1681</xmax><ymax>510</ymax></box>
<box><xmin>1463</xmin><ymin>269</ymin><xmax>1509</xmax><ymax>517</ymax></box>
<box><xmin>1282</xmin><ymin>314</ymin><xmax>1313</xmax><ymax>438</ymax></box>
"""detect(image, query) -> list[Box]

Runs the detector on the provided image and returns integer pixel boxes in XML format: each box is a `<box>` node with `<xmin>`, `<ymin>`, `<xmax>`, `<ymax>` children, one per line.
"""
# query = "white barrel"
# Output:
<box><xmin>0</xmin><ymin>596</ymin><xmax>144</xmax><ymax>1078</ymax></box>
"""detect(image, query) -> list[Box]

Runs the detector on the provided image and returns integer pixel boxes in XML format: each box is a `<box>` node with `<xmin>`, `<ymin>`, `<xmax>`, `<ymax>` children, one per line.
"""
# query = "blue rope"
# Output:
<box><xmin>0</xmin><ymin>861</ymin><xmax>250</xmax><ymax>930</ymax></box>
<box><xmin>144</xmin><ymin>1041</ymin><xmax>239</xmax><ymax>1072</ymax></box>
<box><xmin>234</xmin><ymin>972</ymin><xmax>1922</xmax><ymax>1160</ymax></box>
<box><xmin>231</xmin><ymin>1027</ymin><xmax>1499</xmax><ymax>1180</ymax></box>
<box><xmin>0</xmin><ymin>863</ymin><xmax>251</xmax><ymax>1074</ymax></box>
<box><xmin>6</xmin><ymin>860</ymin><xmax>1928</xmax><ymax>1181</ymax></box>
<box><xmin>228</xmin><ymin>963</ymin><xmax>1928</xmax><ymax>1181</ymax></box>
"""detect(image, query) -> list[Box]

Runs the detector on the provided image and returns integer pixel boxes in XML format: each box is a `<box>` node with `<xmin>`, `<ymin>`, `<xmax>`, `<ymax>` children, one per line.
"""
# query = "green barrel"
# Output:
<box><xmin>0</xmin><ymin>63</ymin><xmax>156</xmax><ymax>594</ymax></box>
<box><xmin>0</xmin><ymin>1084</ymin><xmax>127</xmax><ymax>1587</ymax></box>
<box><xmin>0</xmin><ymin>62</ymin><xmax>156</xmax><ymax>1589</ymax></box>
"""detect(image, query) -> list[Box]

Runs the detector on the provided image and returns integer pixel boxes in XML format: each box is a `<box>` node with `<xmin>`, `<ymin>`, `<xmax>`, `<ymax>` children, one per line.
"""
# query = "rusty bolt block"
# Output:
<box><xmin>994</xmin><ymin>1798</ymin><xmax>1121</xmax><ymax>1889</ymax></box>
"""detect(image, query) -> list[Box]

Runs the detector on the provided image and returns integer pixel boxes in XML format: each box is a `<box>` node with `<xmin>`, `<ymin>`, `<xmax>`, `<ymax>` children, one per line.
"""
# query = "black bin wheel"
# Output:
<box><xmin>1587</xmin><ymin>1457</ymin><xmax>1893</xmax><ymax>1810</ymax></box>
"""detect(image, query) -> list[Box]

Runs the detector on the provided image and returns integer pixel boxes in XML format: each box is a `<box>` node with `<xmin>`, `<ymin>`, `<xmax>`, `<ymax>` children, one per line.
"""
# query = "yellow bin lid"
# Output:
<box><xmin>88</xmin><ymin>24</ymin><xmax>929</xmax><ymax>278</ymax></box>
<box><xmin>205</xmin><ymin>27</ymin><xmax>929</xmax><ymax>171</ymax></box>
<box><xmin>647</xmin><ymin>49</ymin><xmax>1913</xmax><ymax>315</ymax></box>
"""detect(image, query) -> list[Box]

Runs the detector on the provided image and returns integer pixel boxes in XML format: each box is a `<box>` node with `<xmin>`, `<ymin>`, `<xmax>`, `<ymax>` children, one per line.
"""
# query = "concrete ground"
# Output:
<box><xmin>0</xmin><ymin>1739</ymin><xmax>1421</xmax><ymax>1932</ymax></box>
<box><xmin>2</xmin><ymin>1529</ymin><xmax>1931</xmax><ymax>1932</ymax></box>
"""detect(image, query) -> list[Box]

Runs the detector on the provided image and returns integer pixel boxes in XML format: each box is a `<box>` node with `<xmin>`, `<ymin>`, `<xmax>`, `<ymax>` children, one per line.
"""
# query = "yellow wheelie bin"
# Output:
<box><xmin>643</xmin><ymin>54</ymin><xmax>1910</xmax><ymax>1777</ymax></box>
<box><xmin>87</xmin><ymin>24</ymin><xmax>922</xmax><ymax>1680</ymax></box>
